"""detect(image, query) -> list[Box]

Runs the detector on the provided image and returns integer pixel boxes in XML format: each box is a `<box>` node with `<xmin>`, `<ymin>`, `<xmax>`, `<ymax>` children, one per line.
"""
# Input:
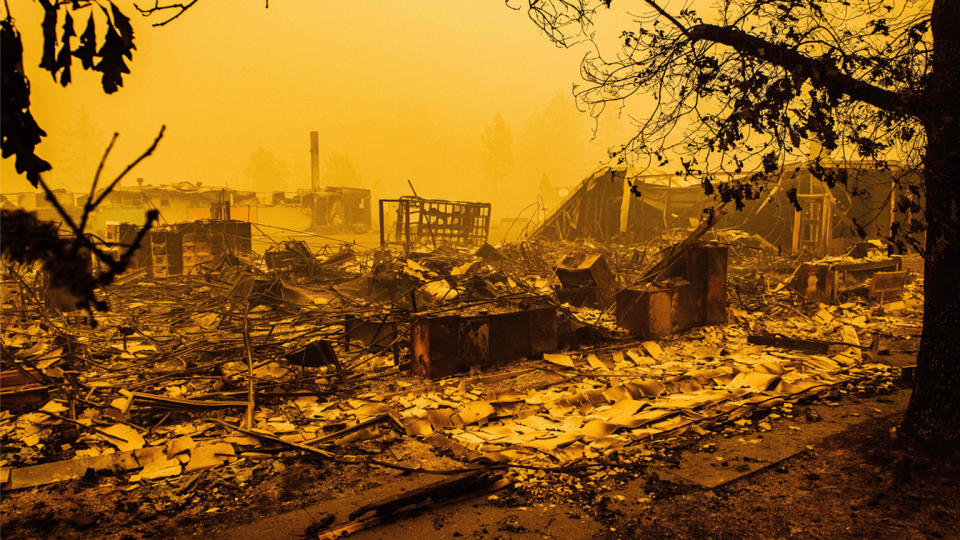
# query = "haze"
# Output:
<box><xmin>1</xmin><ymin>1</ymin><xmax>635</xmax><ymax>218</ymax></box>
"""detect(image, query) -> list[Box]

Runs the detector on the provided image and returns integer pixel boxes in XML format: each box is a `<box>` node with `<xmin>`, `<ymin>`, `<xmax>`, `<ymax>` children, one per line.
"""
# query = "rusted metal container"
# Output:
<box><xmin>411</xmin><ymin>305</ymin><xmax>558</xmax><ymax>379</ymax></box>
<box><xmin>614</xmin><ymin>285</ymin><xmax>674</xmax><ymax>338</ymax></box>
<box><xmin>663</xmin><ymin>243</ymin><xmax>728</xmax><ymax>325</ymax></box>
<box><xmin>412</xmin><ymin>315</ymin><xmax>461</xmax><ymax>379</ymax></box>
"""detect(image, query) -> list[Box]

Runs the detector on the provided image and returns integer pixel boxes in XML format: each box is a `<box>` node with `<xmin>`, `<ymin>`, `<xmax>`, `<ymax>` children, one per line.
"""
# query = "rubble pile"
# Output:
<box><xmin>0</xmin><ymin>231</ymin><xmax>922</xmax><ymax>522</ymax></box>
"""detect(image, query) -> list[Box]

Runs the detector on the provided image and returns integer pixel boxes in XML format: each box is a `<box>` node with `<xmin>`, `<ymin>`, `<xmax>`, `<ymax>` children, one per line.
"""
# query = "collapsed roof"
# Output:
<box><xmin>530</xmin><ymin>162</ymin><xmax>916</xmax><ymax>256</ymax></box>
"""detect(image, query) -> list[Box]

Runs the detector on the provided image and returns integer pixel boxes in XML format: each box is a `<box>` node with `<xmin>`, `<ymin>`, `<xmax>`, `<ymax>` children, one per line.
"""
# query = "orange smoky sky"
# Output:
<box><xmin>2</xmin><ymin>1</ymin><xmax>638</xmax><ymax>217</ymax></box>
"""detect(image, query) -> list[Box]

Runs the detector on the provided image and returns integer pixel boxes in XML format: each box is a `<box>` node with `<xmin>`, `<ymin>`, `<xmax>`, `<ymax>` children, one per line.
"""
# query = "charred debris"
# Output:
<box><xmin>0</xmin><ymin>165</ymin><xmax>923</xmax><ymax>536</ymax></box>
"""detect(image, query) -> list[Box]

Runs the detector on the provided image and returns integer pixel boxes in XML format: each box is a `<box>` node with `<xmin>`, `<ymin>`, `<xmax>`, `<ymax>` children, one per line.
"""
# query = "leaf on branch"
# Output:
<box><xmin>701</xmin><ymin>177</ymin><xmax>714</xmax><ymax>196</ymax></box>
<box><xmin>0</xmin><ymin>209</ymin><xmax>102</xmax><ymax>312</ymax></box>
<box><xmin>810</xmin><ymin>160</ymin><xmax>849</xmax><ymax>189</ymax></box>
<box><xmin>0</xmin><ymin>20</ymin><xmax>52</xmax><ymax>186</ymax></box>
<box><xmin>94</xmin><ymin>14</ymin><xmax>131</xmax><ymax>94</ymax></box>
<box><xmin>761</xmin><ymin>151</ymin><xmax>778</xmax><ymax>174</ymax></box>
<box><xmin>38</xmin><ymin>0</ymin><xmax>59</xmax><ymax>78</ymax></box>
<box><xmin>73</xmin><ymin>14</ymin><xmax>97</xmax><ymax>70</ymax></box>
<box><xmin>110</xmin><ymin>2</ymin><xmax>136</xmax><ymax>56</ymax></box>
<box><xmin>56</xmin><ymin>12</ymin><xmax>76</xmax><ymax>87</ymax></box>
<box><xmin>870</xmin><ymin>18</ymin><xmax>890</xmax><ymax>36</ymax></box>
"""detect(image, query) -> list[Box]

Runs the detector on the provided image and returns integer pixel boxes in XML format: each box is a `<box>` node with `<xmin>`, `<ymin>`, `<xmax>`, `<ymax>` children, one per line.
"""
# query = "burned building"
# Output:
<box><xmin>0</xmin><ymin>189</ymin><xmax>84</xmax><ymax>230</ymax></box>
<box><xmin>304</xmin><ymin>187</ymin><xmax>372</xmax><ymax>233</ymax></box>
<box><xmin>90</xmin><ymin>183</ymin><xmax>257</xmax><ymax>236</ymax></box>
<box><xmin>531</xmin><ymin>167</ymin><xmax>709</xmax><ymax>243</ymax></box>
<box><xmin>532</xmin><ymin>161</ymin><xmax>915</xmax><ymax>256</ymax></box>
<box><xmin>733</xmin><ymin>160</ymin><xmax>915</xmax><ymax>256</ymax></box>
<box><xmin>5</xmin><ymin>183</ymin><xmax>370</xmax><ymax>240</ymax></box>
<box><xmin>105</xmin><ymin>220</ymin><xmax>254</xmax><ymax>278</ymax></box>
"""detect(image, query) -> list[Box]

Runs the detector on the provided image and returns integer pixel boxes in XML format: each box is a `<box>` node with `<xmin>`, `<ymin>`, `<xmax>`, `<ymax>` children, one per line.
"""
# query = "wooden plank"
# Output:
<box><xmin>748</xmin><ymin>334</ymin><xmax>831</xmax><ymax>354</ymax></box>
<box><xmin>4</xmin><ymin>447</ymin><xmax>165</xmax><ymax>491</ymax></box>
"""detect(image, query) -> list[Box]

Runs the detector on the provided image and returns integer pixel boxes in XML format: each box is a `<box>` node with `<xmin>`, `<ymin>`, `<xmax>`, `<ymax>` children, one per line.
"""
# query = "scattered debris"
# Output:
<box><xmin>0</xmin><ymin>202</ymin><xmax>924</xmax><ymax>538</ymax></box>
<box><xmin>555</xmin><ymin>252</ymin><xmax>617</xmax><ymax>307</ymax></box>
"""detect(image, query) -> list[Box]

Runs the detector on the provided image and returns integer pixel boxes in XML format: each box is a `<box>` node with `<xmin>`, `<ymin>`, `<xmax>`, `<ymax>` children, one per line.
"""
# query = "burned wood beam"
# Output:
<box><xmin>748</xmin><ymin>333</ymin><xmax>880</xmax><ymax>354</ymax></box>
<box><xmin>125</xmin><ymin>391</ymin><xmax>249</xmax><ymax>410</ymax></box>
<box><xmin>316</xmin><ymin>471</ymin><xmax>509</xmax><ymax>539</ymax></box>
<box><xmin>747</xmin><ymin>334</ymin><xmax>832</xmax><ymax>354</ymax></box>
<box><xmin>303</xmin><ymin>413</ymin><xmax>400</xmax><ymax>445</ymax></box>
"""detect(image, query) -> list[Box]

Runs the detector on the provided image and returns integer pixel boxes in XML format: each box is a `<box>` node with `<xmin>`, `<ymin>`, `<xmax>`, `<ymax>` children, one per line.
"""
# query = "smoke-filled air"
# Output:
<box><xmin>1</xmin><ymin>2</ymin><xmax>633</xmax><ymax>220</ymax></box>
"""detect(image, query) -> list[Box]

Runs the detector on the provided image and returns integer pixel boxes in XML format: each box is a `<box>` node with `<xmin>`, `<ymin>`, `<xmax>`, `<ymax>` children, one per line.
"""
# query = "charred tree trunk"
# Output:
<box><xmin>901</xmin><ymin>0</ymin><xmax>960</xmax><ymax>442</ymax></box>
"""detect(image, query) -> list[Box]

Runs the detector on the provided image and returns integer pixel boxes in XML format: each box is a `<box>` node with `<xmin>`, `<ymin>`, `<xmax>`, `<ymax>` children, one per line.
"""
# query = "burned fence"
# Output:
<box><xmin>379</xmin><ymin>196</ymin><xmax>491</xmax><ymax>251</ymax></box>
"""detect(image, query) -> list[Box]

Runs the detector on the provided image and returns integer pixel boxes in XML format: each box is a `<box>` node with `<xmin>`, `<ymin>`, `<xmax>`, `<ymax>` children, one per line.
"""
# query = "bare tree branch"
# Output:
<box><xmin>3</xmin><ymin>126</ymin><xmax>165</xmax><ymax>320</ymax></box>
<box><xmin>77</xmin><ymin>132</ymin><xmax>119</xmax><ymax>234</ymax></box>
<box><xmin>134</xmin><ymin>0</ymin><xmax>199</xmax><ymax>27</ymax></box>
<box><xmin>90</xmin><ymin>126</ymin><xmax>165</xmax><ymax>209</ymax></box>
<box><xmin>642</xmin><ymin>0</ymin><xmax>689</xmax><ymax>38</ymax></box>
<box><xmin>686</xmin><ymin>23</ymin><xmax>920</xmax><ymax>117</ymax></box>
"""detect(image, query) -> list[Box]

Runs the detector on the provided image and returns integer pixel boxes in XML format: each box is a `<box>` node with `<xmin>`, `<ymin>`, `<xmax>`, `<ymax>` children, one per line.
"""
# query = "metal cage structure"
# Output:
<box><xmin>379</xmin><ymin>197</ymin><xmax>491</xmax><ymax>251</ymax></box>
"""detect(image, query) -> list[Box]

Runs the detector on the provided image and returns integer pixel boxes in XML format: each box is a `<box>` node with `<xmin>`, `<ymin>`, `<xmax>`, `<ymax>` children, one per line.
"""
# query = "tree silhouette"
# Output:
<box><xmin>518</xmin><ymin>93</ymin><xmax>592</xmax><ymax>192</ymax></box>
<box><xmin>321</xmin><ymin>152</ymin><xmax>364</xmax><ymax>188</ymax></box>
<box><xmin>481</xmin><ymin>113</ymin><xmax>515</xmax><ymax>204</ymax></box>
<box><xmin>244</xmin><ymin>148</ymin><xmax>290</xmax><ymax>192</ymax></box>
<box><xmin>1</xmin><ymin>1</ymin><xmax>164</xmax><ymax>318</ymax></box>
<box><xmin>2</xmin><ymin>1</ymin><xmax>140</xmax><ymax>184</ymax></box>
<box><xmin>525</xmin><ymin>0</ymin><xmax>958</xmax><ymax>442</ymax></box>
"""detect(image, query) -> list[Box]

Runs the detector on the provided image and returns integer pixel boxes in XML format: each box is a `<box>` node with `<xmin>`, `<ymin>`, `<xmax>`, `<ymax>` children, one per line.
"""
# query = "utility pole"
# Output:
<box><xmin>310</xmin><ymin>131</ymin><xmax>320</xmax><ymax>192</ymax></box>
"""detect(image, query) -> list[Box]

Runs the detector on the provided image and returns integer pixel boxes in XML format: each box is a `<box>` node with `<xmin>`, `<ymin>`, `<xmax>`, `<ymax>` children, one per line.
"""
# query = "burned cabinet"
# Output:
<box><xmin>180</xmin><ymin>220</ymin><xmax>252</xmax><ymax>273</ymax></box>
<box><xmin>106</xmin><ymin>223</ymin><xmax>180</xmax><ymax>279</ymax></box>
<box><xmin>616</xmin><ymin>243</ymin><xmax>728</xmax><ymax>338</ymax></box>
<box><xmin>105</xmin><ymin>220</ymin><xmax>252</xmax><ymax>278</ymax></box>
<box><xmin>662</xmin><ymin>243</ymin><xmax>728</xmax><ymax>326</ymax></box>
<box><xmin>411</xmin><ymin>305</ymin><xmax>558</xmax><ymax>379</ymax></box>
<box><xmin>150</xmin><ymin>231</ymin><xmax>184</xmax><ymax>278</ymax></box>
<box><xmin>412</xmin><ymin>316</ymin><xmax>467</xmax><ymax>379</ymax></box>
<box><xmin>792</xmin><ymin>263</ymin><xmax>838</xmax><ymax>304</ymax></box>
<box><xmin>614</xmin><ymin>285</ymin><xmax>675</xmax><ymax>338</ymax></box>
